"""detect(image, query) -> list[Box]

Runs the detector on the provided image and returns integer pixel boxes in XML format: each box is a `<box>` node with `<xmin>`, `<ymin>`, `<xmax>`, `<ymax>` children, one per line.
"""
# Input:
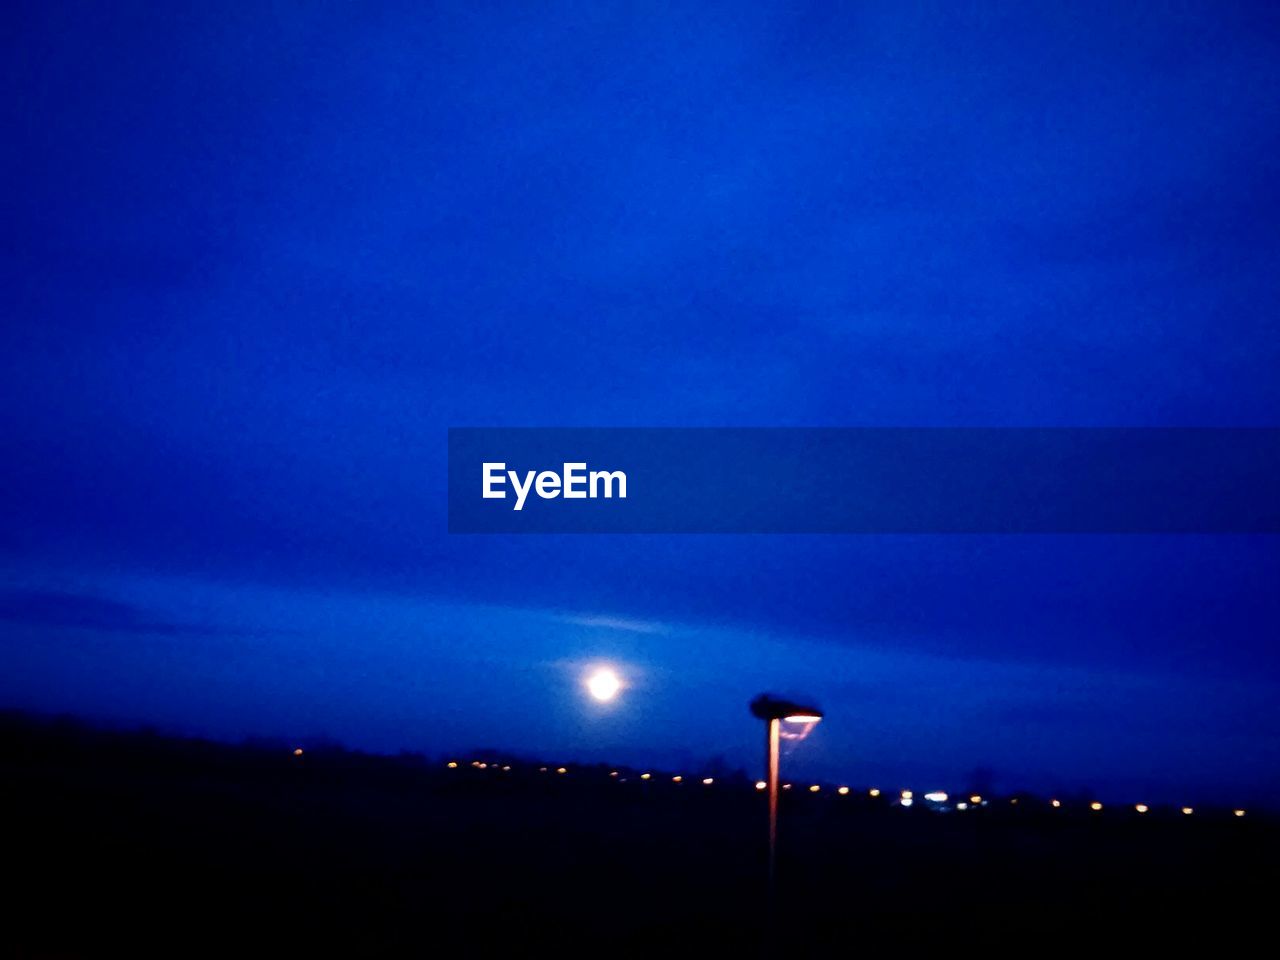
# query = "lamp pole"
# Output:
<box><xmin>750</xmin><ymin>694</ymin><xmax>823</xmax><ymax>909</ymax></box>
<box><xmin>766</xmin><ymin>715</ymin><xmax>780</xmax><ymax>891</ymax></box>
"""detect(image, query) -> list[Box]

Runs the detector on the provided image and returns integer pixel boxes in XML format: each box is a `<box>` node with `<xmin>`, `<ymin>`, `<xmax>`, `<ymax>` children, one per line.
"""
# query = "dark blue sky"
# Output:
<box><xmin>3</xmin><ymin>2</ymin><xmax>1279</xmax><ymax>803</ymax></box>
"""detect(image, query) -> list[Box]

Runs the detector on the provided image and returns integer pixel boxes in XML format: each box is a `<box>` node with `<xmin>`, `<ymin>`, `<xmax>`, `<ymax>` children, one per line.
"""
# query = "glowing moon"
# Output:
<box><xmin>586</xmin><ymin>667</ymin><xmax>622</xmax><ymax>702</ymax></box>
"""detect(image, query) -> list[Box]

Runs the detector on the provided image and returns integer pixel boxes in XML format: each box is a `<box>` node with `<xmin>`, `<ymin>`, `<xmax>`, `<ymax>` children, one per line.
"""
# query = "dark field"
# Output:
<box><xmin>3</xmin><ymin>712</ymin><xmax>1274</xmax><ymax>956</ymax></box>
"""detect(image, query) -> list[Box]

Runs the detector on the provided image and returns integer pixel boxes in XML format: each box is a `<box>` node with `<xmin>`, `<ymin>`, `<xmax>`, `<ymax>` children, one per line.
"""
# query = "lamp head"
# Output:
<box><xmin>749</xmin><ymin>694</ymin><xmax>824</xmax><ymax>723</ymax></box>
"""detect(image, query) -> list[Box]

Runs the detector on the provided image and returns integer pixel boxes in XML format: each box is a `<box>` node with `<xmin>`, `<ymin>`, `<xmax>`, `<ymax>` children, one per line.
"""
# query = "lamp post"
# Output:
<box><xmin>749</xmin><ymin>694</ymin><xmax>823</xmax><ymax>897</ymax></box>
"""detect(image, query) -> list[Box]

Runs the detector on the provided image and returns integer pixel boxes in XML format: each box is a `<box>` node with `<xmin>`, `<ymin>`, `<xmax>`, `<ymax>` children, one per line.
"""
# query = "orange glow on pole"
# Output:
<box><xmin>766</xmin><ymin>717</ymin><xmax>780</xmax><ymax>893</ymax></box>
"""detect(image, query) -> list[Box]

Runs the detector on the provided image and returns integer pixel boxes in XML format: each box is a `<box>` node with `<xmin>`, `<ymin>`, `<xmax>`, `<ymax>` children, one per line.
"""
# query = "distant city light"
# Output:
<box><xmin>292</xmin><ymin>748</ymin><xmax>303</xmax><ymax>756</ymax></box>
<box><xmin>586</xmin><ymin>667</ymin><xmax>622</xmax><ymax>702</ymax></box>
<box><xmin>357</xmin><ymin>751</ymin><xmax>1244</xmax><ymax>827</ymax></box>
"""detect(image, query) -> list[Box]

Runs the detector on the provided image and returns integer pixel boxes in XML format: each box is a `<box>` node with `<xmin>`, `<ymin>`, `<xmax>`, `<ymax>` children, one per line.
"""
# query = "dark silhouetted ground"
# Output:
<box><xmin>2</xmin><ymin>711</ymin><xmax>1273</xmax><ymax>956</ymax></box>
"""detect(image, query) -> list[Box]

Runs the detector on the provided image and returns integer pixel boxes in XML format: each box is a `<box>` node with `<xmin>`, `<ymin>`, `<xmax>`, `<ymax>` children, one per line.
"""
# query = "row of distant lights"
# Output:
<box><xmin>427</xmin><ymin>756</ymin><xmax>1247</xmax><ymax>818</ymax></box>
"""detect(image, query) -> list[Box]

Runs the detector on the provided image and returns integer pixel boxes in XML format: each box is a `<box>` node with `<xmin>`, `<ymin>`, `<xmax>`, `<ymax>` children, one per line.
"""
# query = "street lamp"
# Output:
<box><xmin>749</xmin><ymin>694</ymin><xmax>824</xmax><ymax>895</ymax></box>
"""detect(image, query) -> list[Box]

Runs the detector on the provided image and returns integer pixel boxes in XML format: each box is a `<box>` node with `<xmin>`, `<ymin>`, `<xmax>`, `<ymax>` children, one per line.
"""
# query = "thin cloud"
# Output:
<box><xmin>558</xmin><ymin>613</ymin><xmax>668</xmax><ymax>635</ymax></box>
<box><xmin>0</xmin><ymin>589</ymin><xmax>230</xmax><ymax>639</ymax></box>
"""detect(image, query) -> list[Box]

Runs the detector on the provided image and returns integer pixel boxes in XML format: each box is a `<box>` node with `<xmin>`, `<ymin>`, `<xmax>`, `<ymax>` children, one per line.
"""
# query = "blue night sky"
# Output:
<box><xmin>2</xmin><ymin>2</ymin><xmax>1279</xmax><ymax>804</ymax></box>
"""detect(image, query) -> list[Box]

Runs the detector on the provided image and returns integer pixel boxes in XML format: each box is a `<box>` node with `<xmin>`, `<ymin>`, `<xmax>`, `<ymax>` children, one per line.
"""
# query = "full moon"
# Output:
<box><xmin>586</xmin><ymin>667</ymin><xmax>622</xmax><ymax>702</ymax></box>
